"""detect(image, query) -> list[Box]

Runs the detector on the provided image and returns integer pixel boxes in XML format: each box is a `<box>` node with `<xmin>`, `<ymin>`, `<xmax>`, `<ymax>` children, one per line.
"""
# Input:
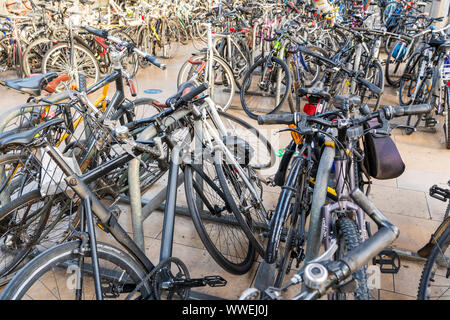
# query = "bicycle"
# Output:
<box><xmin>417</xmin><ymin>181</ymin><xmax>449</xmax><ymax>300</ymax></box>
<box><xmin>239</xmin><ymin>102</ymin><xmax>431</xmax><ymax>300</ymax></box>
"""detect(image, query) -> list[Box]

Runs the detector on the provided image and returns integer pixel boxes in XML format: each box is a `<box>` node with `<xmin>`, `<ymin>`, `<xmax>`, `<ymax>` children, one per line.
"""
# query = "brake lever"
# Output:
<box><xmin>390</xmin><ymin>124</ymin><xmax>416</xmax><ymax>132</ymax></box>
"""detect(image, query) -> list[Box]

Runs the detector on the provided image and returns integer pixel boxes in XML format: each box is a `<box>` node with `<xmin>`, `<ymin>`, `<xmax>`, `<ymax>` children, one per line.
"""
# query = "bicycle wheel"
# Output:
<box><xmin>217</xmin><ymin>37</ymin><xmax>251</xmax><ymax>90</ymax></box>
<box><xmin>217</xmin><ymin>110</ymin><xmax>276</xmax><ymax>170</ymax></box>
<box><xmin>214</xmin><ymin>148</ymin><xmax>267</xmax><ymax>257</ymax></box>
<box><xmin>240</xmin><ymin>56</ymin><xmax>291</xmax><ymax>120</ymax></box>
<box><xmin>0</xmin><ymin>190</ymin><xmax>49</xmax><ymax>278</ymax></box>
<box><xmin>300</xmin><ymin>46</ymin><xmax>329</xmax><ymax>87</ymax></box>
<box><xmin>156</xmin><ymin>20</ymin><xmax>180</xmax><ymax>59</ymax></box>
<box><xmin>332</xmin><ymin>217</ymin><xmax>371</xmax><ymax>300</ymax></box>
<box><xmin>405</xmin><ymin>67</ymin><xmax>435</xmax><ymax>135</ymax></box>
<box><xmin>399</xmin><ymin>51</ymin><xmax>421</xmax><ymax>106</ymax></box>
<box><xmin>359</xmin><ymin>61</ymin><xmax>384</xmax><ymax>108</ymax></box>
<box><xmin>176</xmin><ymin>20</ymin><xmax>189</xmax><ymax>45</ymax></box>
<box><xmin>0</xmin><ymin>241</ymin><xmax>151</xmax><ymax>300</ymax></box>
<box><xmin>382</xmin><ymin>3</ymin><xmax>399</xmax><ymax>26</ymax></box>
<box><xmin>385</xmin><ymin>40</ymin><xmax>411</xmax><ymax>87</ymax></box>
<box><xmin>177</xmin><ymin>54</ymin><xmax>235</xmax><ymax>111</ymax></box>
<box><xmin>0</xmin><ymin>151</ymin><xmax>81</xmax><ymax>277</ymax></box>
<box><xmin>269</xmin><ymin>157</ymin><xmax>309</xmax><ymax>287</ymax></box>
<box><xmin>110</xmin><ymin>98</ymin><xmax>167</xmax><ymax>195</ymax></box>
<box><xmin>184</xmin><ymin>153</ymin><xmax>255</xmax><ymax>275</ymax></box>
<box><xmin>443</xmin><ymin>86</ymin><xmax>450</xmax><ymax>149</ymax></box>
<box><xmin>42</xmin><ymin>42</ymin><xmax>100</xmax><ymax>90</ymax></box>
<box><xmin>0</xmin><ymin>38</ymin><xmax>9</xmax><ymax>70</ymax></box>
<box><xmin>21</xmin><ymin>38</ymin><xmax>54</xmax><ymax>77</ymax></box>
<box><xmin>417</xmin><ymin>226</ymin><xmax>449</xmax><ymax>300</ymax></box>
<box><xmin>136</xmin><ymin>26</ymin><xmax>154</xmax><ymax>68</ymax></box>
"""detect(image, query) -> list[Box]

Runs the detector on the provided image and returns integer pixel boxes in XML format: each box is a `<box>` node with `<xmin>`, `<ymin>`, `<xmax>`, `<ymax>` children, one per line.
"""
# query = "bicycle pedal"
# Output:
<box><xmin>202</xmin><ymin>275</ymin><xmax>227</xmax><ymax>287</ymax></box>
<box><xmin>429</xmin><ymin>185</ymin><xmax>450</xmax><ymax>202</ymax></box>
<box><xmin>168</xmin><ymin>275</ymin><xmax>227</xmax><ymax>289</ymax></box>
<box><xmin>372</xmin><ymin>249</ymin><xmax>401</xmax><ymax>274</ymax></box>
<box><xmin>425</xmin><ymin>117</ymin><xmax>437</xmax><ymax>128</ymax></box>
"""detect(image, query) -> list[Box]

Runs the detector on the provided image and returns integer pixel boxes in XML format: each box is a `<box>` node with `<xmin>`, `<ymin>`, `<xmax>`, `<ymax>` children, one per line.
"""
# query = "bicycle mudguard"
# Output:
<box><xmin>417</xmin><ymin>216</ymin><xmax>450</xmax><ymax>258</ymax></box>
<box><xmin>273</xmin><ymin>140</ymin><xmax>296</xmax><ymax>186</ymax></box>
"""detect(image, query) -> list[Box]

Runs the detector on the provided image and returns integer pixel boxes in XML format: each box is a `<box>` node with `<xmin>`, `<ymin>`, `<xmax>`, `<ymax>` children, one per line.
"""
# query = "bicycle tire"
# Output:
<box><xmin>417</xmin><ymin>225</ymin><xmax>449</xmax><ymax>300</ymax></box>
<box><xmin>177</xmin><ymin>54</ymin><xmax>236</xmax><ymax>111</ymax></box>
<box><xmin>443</xmin><ymin>86</ymin><xmax>450</xmax><ymax>149</ymax></box>
<box><xmin>42</xmin><ymin>42</ymin><xmax>100</xmax><ymax>90</ymax></box>
<box><xmin>136</xmin><ymin>26</ymin><xmax>154</xmax><ymax>68</ymax></box>
<box><xmin>399</xmin><ymin>51</ymin><xmax>422</xmax><ymax>106</ymax></box>
<box><xmin>405</xmin><ymin>66</ymin><xmax>435</xmax><ymax>135</ymax></box>
<box><xmin>385</xmin><ymin>39</ymin><xmax>411</xmax><ymax>88</ymax></box>
<box><xmin>0</xmin><ymin>189</ymin><xmax>49</xmax><ymax>278</ymax></box>
<box><xmin>21</xmin><ymin>38</ymin><xmax>54</xmax><ymax>77</ymax></box>
<box><xmin>265</xmin><ymin>157</ymin><xmax>305</xmax><ymax>265</ymax></box>
<box><xmin>217</xmin><ymin>110</ymin><xmax>276</xmax><ymax>170</ymax></box>
<box><xmin>0</xmin><ymin>240</ymin><xmax>151</xmax><ymax>300</ymax></box>
<box><xmin>213</xmin><ymin>148</ymin><xmax>267</xmax><ymax>257</ymax></box>
<box><xmin>334</xmin><ymin>217</ymin><xmax>371</xmax><ymax>300</ymax></box>
<box><xmin>240</xmin><ymin>56</ymin><xmax>291</xmax><ymax>120</ymax></box>
<box><xmin>359</xmin><ymin>60</ymin><xmax>384</xmax><ymax>108</ymax></box>
<box><xmin>184</xmin><ymin>155</ymin><xmax>255</xmax><ymax>275</ymax></box>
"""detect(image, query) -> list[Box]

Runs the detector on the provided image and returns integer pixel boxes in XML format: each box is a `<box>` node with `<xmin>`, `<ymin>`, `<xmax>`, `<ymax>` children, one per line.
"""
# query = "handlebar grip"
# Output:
<box><xmin>357</xmin><ymin>77</ymin><xmax>382</xmax><ymax>95</ymax></box>
<box><xmin>257</xmin><ymin>113</ymin><xmax>295</xmax><ymax>125</ymax></box>
<box><xmin>82</xmin><ymin>26</ymin><xmax>108</xmax><ymax>38</ymax></box>
<box><xmin>180</xmin><ymin>83</ymin><xmax>209</xmax><ymax>103</ymax></box>
<box><xmin>144</xmin><ymin>55</ymin><xmax>166</xmax><ymax>70</ymax></box>
<box><xmin>391</xmin><ymin>104</ymin><xmax>431</xmax><ymax>117</ymax></box>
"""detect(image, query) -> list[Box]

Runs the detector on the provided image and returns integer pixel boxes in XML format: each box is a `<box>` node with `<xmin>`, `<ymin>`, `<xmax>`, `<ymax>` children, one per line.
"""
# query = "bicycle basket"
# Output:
<box><xmin>363</xmin><ymin>119</ymin><xmax>405</xmax><ymax>180</ymax></box>
<box><xmin>7</xmin><ymin>103</ymin><xmax>127</xmax><ymax>199</ymax></box>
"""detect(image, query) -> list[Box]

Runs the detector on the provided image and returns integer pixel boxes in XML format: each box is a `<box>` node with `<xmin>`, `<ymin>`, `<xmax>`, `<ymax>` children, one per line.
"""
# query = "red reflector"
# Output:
<box><xmin>303</xmin><ymin>103</ymin><xmax>316</xmax><ymax>115</ymax></box>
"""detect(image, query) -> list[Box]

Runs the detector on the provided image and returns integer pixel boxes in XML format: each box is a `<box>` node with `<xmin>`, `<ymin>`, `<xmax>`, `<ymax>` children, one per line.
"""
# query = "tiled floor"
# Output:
<box><xmin>0</xmin><ymin>43</ymin><xmax>448</xmax><ymax>300</ymax></box>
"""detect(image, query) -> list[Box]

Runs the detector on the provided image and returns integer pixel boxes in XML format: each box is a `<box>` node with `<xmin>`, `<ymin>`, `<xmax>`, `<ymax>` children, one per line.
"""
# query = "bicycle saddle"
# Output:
<box><xmin>165</xmin><ymin>81</ymin><xmax>197</xmax><ymax>106</ymax></box>
<box><xmin>5</xmin><ymin>72</ymin><xmax>59</xmax><ymax>96</ymax></box>
<box><xmin>297</xmin><ymin>83</ymin><xmax>332</xmax><ymax>102</ymax></box>
<box><xmin>332</xmin><ymin>95</ymin><xmax>362</xmax><ymax>110</ymax></box>
<box><xmin>436</xmin><ymin>39</ymin><xmax>450</xmax><ymax>50</ymax></box>
<box><xmin>0</xmin><ymin>118</ymin><xmax>64</xmax><ymax>149</ymax></box>
<box><xmin>428</xmin><ymin>37</ymin><xmax>447</xmax><ymax>48</ymax></box>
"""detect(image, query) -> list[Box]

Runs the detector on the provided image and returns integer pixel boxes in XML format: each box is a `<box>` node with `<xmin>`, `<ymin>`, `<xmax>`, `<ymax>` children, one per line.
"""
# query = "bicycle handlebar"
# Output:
<box><xmin>82</xmin><ymin>26</ymin><xmax>166</xmax><ymax>70</ymax></box>
<box><xmin>257</xmin><ymin>104</ymin><xmax>431</xmax><ymax>126</ymax></box>
<box><xmin>297</xmin><ymin>45</ymin><xmax>383</xmax><ymax>94</ymax></box>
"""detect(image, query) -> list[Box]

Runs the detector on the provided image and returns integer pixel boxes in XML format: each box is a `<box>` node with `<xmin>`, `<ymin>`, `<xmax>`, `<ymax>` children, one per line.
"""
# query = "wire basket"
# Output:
<box><xmin>1</xmin><ymin>101</ymin><xmax>128</xmax><ymax>200</ymax></box>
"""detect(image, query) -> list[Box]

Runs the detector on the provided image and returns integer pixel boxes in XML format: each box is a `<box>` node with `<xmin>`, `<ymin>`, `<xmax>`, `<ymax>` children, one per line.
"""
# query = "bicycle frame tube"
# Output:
<box><xmin>44</xmin><ymin>145</ymin><xmax>155</xmax><ymax>274</ymax></box>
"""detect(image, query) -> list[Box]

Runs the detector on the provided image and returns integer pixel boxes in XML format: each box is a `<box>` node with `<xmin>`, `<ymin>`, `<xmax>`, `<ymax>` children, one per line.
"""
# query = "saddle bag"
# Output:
<box><xmin>363</xmin><ymin>119</ymin><xmax>405</xmax><ymax>180</ymax></box>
